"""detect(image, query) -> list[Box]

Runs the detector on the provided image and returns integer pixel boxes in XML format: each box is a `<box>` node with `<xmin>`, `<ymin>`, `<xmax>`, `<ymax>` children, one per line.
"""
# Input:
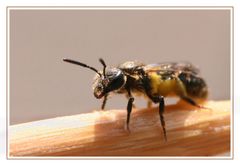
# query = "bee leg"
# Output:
<box><xmin>126</xmin><ymin>90</ymin><xmax>134</xmax><ymax>132</ymax></box>
<box><xmin>126</xmin><ymin>94</ymin><xmax>136</xmax><ymax>108</ymax></box>
<box><xmin>158</xmin><ymin>96</ymin><xmax>167</xmax><ymax>141</ymax></box>
<box><xmin>101</xmin><ymin>94</ymin><xmax>108</xmax><ymax>110</ymax></box>
<box><xmin>181</xmin><ymin>96</ymin><xmax>207</xmax><ymax>109</ymax></box>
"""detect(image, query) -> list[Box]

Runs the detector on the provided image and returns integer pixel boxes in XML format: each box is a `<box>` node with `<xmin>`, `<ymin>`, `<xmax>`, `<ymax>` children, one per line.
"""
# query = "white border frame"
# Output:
<box><xmin>6</xmin><ymin>6</ymin><xmax>234</xmax><ymax>160</ymax></box>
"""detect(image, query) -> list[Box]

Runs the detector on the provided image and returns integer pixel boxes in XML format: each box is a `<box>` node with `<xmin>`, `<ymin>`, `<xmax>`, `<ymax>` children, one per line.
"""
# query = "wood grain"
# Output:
<box><xmin>9</xmin><ymin>100</ymin><xmax>231</xmax><ymax>157</ymax></box>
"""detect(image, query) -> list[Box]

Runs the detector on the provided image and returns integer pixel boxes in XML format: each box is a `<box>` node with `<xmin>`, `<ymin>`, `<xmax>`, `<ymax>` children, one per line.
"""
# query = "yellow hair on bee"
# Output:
<box><xmin>148</xmin><ymin>72</ymin><xmax>178</xmax><ymax>97</ymax></box>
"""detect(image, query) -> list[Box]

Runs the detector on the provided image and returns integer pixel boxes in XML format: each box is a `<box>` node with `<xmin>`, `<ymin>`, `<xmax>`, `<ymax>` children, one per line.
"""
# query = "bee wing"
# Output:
<box><xmin>144</xmin><ymin>62</ymin><xmax>200</xmax><ymax>75</ymax></box>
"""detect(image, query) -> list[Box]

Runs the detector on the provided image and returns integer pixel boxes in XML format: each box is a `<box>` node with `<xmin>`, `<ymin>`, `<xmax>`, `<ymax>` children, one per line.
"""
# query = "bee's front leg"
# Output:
<box><xmin>126</xmin><ymin>90</ymin><xmax>134</xmax><ymax>132</ymax></box>
<box><xmin>101</xmin><ymin>94</ymin><xmax>108</xmax><ymax>110</ymax></box>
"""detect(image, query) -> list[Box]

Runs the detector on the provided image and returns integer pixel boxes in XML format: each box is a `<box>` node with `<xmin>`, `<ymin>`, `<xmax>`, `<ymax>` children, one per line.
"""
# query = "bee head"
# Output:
<box><xmin>93</xmin><ymin>67</ymin><xmax>126</xmax><ymax>99</ymax></box>
<box><xmin>63</xmin><ymin>58</ymin><xmax>126</xmax><ymax>99</ymax></box>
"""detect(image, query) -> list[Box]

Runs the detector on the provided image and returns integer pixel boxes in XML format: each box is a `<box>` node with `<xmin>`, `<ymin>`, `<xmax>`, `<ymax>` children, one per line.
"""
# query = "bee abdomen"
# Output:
<box><xmin>178</xmin><ymin>73</ymin><xmax>208</xmax><ymax>99</ymax></box>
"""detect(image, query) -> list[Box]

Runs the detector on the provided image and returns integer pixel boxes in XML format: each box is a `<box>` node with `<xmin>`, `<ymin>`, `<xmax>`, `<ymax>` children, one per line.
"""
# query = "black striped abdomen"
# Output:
<box><xmin>178</xmin><ymin>73</ymin><xmax>208</xmax><ymax>99</ymax></box>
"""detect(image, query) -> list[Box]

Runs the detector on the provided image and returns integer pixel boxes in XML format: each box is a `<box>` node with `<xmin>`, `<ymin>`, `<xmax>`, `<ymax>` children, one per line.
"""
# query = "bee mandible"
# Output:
<box><xmin>63</xmin><ymin>58</ymin><xmax>208</xmax><ymax>141</ymax></box>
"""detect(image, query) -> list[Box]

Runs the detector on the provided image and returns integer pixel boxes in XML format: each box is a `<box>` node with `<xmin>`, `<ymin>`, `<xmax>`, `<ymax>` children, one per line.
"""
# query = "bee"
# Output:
<box><xmin>63</xmin><ymin>58</ymin><xmax>208</xmax><ymax>141</ymax></box>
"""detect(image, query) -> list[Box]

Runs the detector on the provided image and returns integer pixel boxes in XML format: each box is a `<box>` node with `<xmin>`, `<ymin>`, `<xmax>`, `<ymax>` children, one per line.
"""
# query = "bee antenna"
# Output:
<box><xmin>99</xmin><ymin>58</ymin><xmax>106</xmax><ymax>77</ymax></box>
<box><xmin>63</xmin><ymin>58</ymin><xmax>102</xmax><ymax>77</ymax></box>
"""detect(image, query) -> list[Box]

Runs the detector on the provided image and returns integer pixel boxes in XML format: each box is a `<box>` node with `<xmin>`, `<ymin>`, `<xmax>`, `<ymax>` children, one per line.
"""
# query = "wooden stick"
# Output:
<box><xmin>9</xmin><ymin>100</ymin><xmax>231</xmax><ymax>157</ymax></box>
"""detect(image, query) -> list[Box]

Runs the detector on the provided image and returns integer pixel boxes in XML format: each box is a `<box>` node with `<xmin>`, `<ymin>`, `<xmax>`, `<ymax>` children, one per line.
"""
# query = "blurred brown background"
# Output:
<box><xmin>9</xmin><ymin>9</ymin><xmax>230</xmax><ymax>125</ymax></box>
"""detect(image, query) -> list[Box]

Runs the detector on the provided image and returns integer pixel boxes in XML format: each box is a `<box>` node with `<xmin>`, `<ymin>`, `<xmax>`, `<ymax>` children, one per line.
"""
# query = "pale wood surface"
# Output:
<box><xmin>9</xmin><ymin>100</ymin><xmax>231</xmax><ymax>157</ymax></box>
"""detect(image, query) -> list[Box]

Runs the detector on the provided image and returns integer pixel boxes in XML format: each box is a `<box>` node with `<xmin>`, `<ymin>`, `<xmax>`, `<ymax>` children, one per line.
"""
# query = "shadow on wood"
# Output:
<box><xmin>9</xmin><ymin>100</ymin><xmax>231</xmax><ymax>157</ymax></box>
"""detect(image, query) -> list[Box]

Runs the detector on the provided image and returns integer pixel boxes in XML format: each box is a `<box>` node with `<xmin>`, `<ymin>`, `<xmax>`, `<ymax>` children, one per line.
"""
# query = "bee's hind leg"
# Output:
<box><xmin>181</xmin><ymin>96</ymin><xmax>207</xmax><ymax>109</ymax></box>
